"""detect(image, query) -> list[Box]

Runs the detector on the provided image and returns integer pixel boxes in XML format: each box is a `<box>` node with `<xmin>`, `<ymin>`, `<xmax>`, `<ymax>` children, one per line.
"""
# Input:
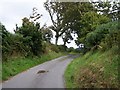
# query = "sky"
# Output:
<box><xmin>0</xmin><ymin>0</ymin><xmax>78</xmax><ymax>48</ymax></box>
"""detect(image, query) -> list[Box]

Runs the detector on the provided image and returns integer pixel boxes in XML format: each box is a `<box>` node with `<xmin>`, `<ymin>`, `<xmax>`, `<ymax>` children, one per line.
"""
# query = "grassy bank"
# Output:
<box><xmin>65</xmin><ymin>46</ymin><xmax>119</xmax><ymax>88</ymax></box>
<box><xmin>2</xmin><ymin>52</ymin><xmax>65</xmax><ymax>81</ymax></box>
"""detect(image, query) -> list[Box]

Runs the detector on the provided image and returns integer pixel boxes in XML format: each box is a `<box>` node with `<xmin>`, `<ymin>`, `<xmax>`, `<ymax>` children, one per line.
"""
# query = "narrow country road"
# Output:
<box><xmin>2</xmin><ymin>54</ymin><xmax>79</xmax><ymax>88</ymax></box>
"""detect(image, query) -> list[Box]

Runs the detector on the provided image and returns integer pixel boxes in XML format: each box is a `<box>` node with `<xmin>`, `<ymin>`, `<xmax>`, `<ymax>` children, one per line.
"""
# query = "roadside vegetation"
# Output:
<box><xmin>64</xmin><ymin>11</ymin><xmax>120</xmax><ymax>88</ymax></box>
<box><xmin>65</xmin><ymin>46</ymin><xmax>119</xmax><ymax>88</ymax></box>
<box><xmin>64</xmin><ymin>13</ymin><xmax>119</xmax><ymax>88</ymax></box>
<box><xmin>1</xmin><ymin>0</ymin><xmax>119</xmax><ymax>88</ymax></box>
<box><xmin>2</xmin><ymin>51</ymin><xmax>64</xmax><ymax>80</ymax></box>
<box><xmin>1</xmin><ymin>8</ymin><xmax>68</xmax><ymax>81</ymax></box>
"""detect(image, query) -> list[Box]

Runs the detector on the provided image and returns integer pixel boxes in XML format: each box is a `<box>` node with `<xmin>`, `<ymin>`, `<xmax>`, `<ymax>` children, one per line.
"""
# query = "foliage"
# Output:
<box><xmin>75</xmin><ymin>1</ymin><xmax>119</xmax><ymax>51</ymax></box>
<box><xmin>1</xmin><ymin>23</ymin><xmax>16</xmax><ymax>60</ymax></box>
<box><xmin>101</xmin><ymin>21</ymin><xmax>119</xmax><ymax>49</ymax></box>
<box><xmin>15</xmin><ymin>17</ymin><xmax>43</xmax><ymax>56</ymax></box>
<box><xmin>65</xmin><ymin>46</ymin><xmax>119</xmax><ymax>88</ymax></box>
<box><xmin>93</xmin><ymin>1</ymin><xmax>120</xmax><ymax>21</ymax></box>
<box><xmin>2</xmin><ymin>8</ymin><xmax>45</xmax><ymax>60</ymax></box>
<box><xmin>44</xmin><ymin>1</ymin><xmax>65</xmax><ymax>45</ymax></box>
<box><xmin>1</xmin><ymin>1</ymin><xmax>119</xmax><ymax>86</ymax></box>
<box><xmin>44</xmin><ymin>1</ymin><xmax>94</xmax><ymax>45</ymax></box>
<box><xmin>76</xmin><ymin>11</ymin><xmax>110</xmax><ymax>46</ymax></box>
<box><xmin>62</xmin><ymin>29</ymin><xmax>73</xmax><ymax>46</ymax></box>
<box><xmin>41</xmin><ymin>25</ymin><xmax>53</xmax><ymax>43</ymax></box>
<box><xmin>85</xmin><ymin>21</ymin><xmax>119</xmax><ymax>50</ymax></box>
<box><xmin>67</xmin><ymin>47</ymin><xmax>75</xmax><ymax>52</ymax></box>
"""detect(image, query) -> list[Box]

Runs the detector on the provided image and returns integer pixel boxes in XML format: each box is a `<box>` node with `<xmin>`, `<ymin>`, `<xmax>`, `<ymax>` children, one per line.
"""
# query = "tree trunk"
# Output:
<box><xmin>55</xmin><ymin>32</ymin><xmax>59</xmax><ymax>45</ymax></box>
<box><xmin>63</xmin><ymin>41</ymin><xmax>66</xmax><ymax>47</ymax></box>
<box><xmin>55</xmin><ymin>37</ymin><xmax>58</xmax><ymax>45</ymax></box>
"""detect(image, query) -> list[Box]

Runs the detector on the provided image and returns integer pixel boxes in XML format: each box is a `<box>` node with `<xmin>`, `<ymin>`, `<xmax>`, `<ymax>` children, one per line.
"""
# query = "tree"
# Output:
<box><xmin>85</xmin><ymin>21</ymin><xmax>119</xmax><ymax>50</ymax></box>
<box><xmin>44</xmin><ymin>1</ymin><xmax>60</xmax><ymax>45</ymax></box>
<box><xmin>57</xmin><ymin>2</ymin><xmax>96</xmax><ymax>46</ymax></box>
<box><xmin>44</xmin><ymin>1</ymin><xmax>65</xmax><ymax>45</ymax></box>
<box><xmin>14</xmin><ymin>8</ymin><xmax>44</xmax><ymax>56</ymax></box>
<box><xmin>44</xmin><ymin>1</ymin><xmax>82</xmax><ymax>45</ymax></box>
<box><xmin>1</xmin><ymin>23</ymin><xmax>24</xmax><ymax>60</ymax></box>
<box><xmin>15</xmin><ymin>17</ymin><xmax>43</xmax><ymax>56</ymax></box>
<box><xmin>1</xmin><ymin>23</ymin><xmax>10</xmax><ymax>60</ymax></box>
<box><xmin>41</xmin><ymin>25</ymin><xmax>53</xmax><ymax>43</ymax></box>
<box><xmin>61</xmin><ymin>2</ymin><xmax>94</xmax><ymax>46</ymax></box>
<box><xmin>62</xmin><ymin>29</ymin><xmax>73</xmax><ymax>47</ymax></box>
<box><xmin>92</xmin><ymin>1</ymin><xmax>120</xmax><ymax>21</ymax></box>
<box><xmin>75</xmin><ymin>11</ymin><xmax>110</xmax><ymax>46</ymax></box>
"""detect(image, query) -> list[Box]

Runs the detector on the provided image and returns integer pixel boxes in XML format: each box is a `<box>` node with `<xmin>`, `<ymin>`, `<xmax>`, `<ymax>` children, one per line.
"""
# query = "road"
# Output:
<box><xmin>2</xmin><ymin>54</ymin><xmax>79</xmax><ymax>88</ymax></box>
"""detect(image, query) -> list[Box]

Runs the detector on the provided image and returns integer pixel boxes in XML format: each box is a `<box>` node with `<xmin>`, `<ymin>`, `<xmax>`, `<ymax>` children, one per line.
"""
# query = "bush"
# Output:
<box><xmin>67</xmin><ymin>47</ymin><xmax>75</xmax><ymax>52</ymax></box>
<box><xmin>15</xmin><ymin>18</ymin><xmax>43</xmax><ymax>56</ymax></box>
<box><xmin>85</xmin><ymin>21</ymin><xmax>119</xmax><ymax>50</ymax></box>
<box><xmin>100</xmin><ymin>21</ymin><xmax>119</xmax><ymax>49</ymax></box>
<box><xmin>58</xmin><ymin>45</ymin><xmax>67</xmax><ymax>52</ymax></box>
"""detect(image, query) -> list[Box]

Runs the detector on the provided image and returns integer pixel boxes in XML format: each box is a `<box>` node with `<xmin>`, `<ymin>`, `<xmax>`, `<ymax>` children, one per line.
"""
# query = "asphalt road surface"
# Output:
<box><xmin>2</xmin><ymin>54</ymin><xmax>79</xmax><ymax>88</ymax></box>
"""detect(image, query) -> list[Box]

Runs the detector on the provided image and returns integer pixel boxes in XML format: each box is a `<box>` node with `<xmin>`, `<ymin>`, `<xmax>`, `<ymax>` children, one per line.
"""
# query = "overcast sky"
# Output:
<box><xmin>0</xmin><ymin>0</ymin><xmax>78</xmax><ymax>48</ymax></box>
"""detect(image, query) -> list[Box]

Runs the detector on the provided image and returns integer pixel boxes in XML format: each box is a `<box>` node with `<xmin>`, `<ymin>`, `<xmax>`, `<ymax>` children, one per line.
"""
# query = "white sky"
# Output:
<box><xmin>0</xmin><ymin>0</ymin><xmax>78</xmax><ymax>48</ymax></box>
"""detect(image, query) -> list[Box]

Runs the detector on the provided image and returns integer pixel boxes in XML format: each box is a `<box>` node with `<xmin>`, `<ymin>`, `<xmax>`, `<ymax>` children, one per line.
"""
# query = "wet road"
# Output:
<box><xmin>2</xmin><ymin>54</ymin><xmax>79</xmax><ymax>88</ymax></box>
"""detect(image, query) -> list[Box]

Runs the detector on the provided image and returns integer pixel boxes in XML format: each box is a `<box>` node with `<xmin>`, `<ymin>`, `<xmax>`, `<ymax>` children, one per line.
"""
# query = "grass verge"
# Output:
<box><xmin>2</xmin><ymin>52</ymin><xmax>65</xmax><ymax>81</ymax></box>
<box><xmin>64</xmin><ymin>46</ymin><xmax>119</xmax><ymax>88</ymax></box>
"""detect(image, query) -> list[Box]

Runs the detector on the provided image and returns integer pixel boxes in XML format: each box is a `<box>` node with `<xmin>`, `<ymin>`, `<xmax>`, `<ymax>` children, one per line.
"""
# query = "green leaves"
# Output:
<box><xmin>77</xmin><ymin>11</ymin><xmax>110</xmax><ymax>46</ymax></box>
<box><xmin>15</xmin><ymin>17</ymin><xmax>43</xmax><ymax>56</ymax></box>
<box><xmin>85</xmin><ymin>21</ymin><xmax>119</xmax><ymax>50</ymax></box>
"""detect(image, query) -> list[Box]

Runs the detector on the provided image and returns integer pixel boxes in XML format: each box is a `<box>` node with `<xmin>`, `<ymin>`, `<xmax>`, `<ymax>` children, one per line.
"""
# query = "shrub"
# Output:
<box><xmin>85</xmin><ymin>21</ymin><xmax>119</xmax><ymax>50</ymax></box>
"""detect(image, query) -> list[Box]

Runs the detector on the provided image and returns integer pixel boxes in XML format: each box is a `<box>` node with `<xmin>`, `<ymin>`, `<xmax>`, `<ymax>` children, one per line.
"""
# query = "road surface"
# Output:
<box><xmin>2</xmin><ymin>54</ymin><xmax>79</xmax><ymax>88</ymax></box>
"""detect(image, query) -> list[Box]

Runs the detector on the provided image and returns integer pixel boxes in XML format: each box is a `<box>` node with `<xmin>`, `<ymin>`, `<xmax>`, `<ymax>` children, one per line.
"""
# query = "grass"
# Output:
<box><xmin>64</xmin><ymin>46</ymin><xmax>119</xmax><ymax>88</ymax></box>
<box><xmin>2</xmin><ymin>51</ymin><xmax>65</xmax><ymax>81</ymax></box>
<box><xmin>0</xmin><ymin>61</ymin><xmax>2</xmax><ymax>82</ymax></box>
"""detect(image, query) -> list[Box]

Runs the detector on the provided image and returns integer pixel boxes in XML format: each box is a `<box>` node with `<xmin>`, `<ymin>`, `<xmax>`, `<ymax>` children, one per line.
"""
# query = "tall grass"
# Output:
<box><xmin>0</xmin><ymin>61</ymin><xmax>2</xmax><ymax>82</ymax></box>
<box><xmin>2</xmin><ymin>52</ymin><xmax>64</xmax><ymax>81</ymax></box>
<box><xmin>64</xmin><ymin>46</ymin><xmax>119</xmax><ymax>88</ymax></box>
